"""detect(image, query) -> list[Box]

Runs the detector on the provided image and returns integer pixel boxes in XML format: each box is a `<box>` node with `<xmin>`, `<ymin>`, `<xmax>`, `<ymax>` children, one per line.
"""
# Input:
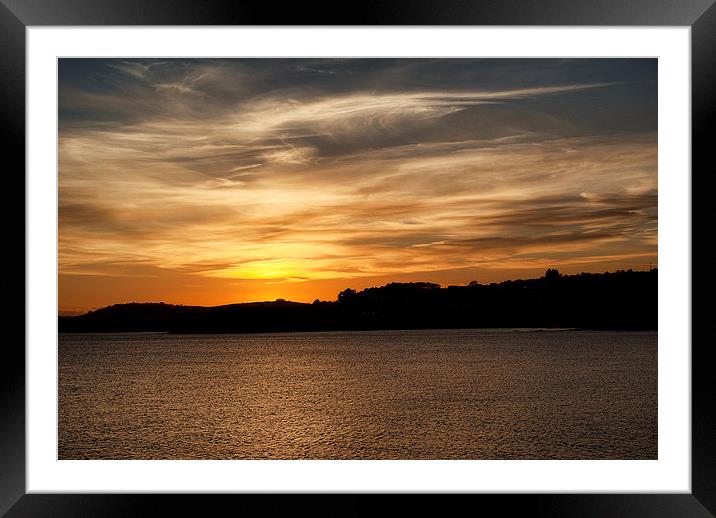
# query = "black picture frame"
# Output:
<box><xmin>4</xmin><ymin>0</ymin><xmax>714</xmax><ymax>515</ymax></box>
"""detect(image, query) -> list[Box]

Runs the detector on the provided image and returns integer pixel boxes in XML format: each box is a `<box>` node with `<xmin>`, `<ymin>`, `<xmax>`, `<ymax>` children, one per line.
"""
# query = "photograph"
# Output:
<box><xmin>57</xmin><ymin>57</ymin><xmax>658</xmax><ymax>460</ymax></box>
<box><xmin>5</xmin><ymin>0</ymin><xmax>712</xmax><ymax>510</ymax></box>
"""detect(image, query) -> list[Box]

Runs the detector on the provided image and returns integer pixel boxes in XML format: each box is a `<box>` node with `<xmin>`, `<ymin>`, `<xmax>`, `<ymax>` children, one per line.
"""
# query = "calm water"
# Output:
<box><xmin>58</xmin><ymin>329</ymin><xmax>657</xmax><ymax>459</ymax></box>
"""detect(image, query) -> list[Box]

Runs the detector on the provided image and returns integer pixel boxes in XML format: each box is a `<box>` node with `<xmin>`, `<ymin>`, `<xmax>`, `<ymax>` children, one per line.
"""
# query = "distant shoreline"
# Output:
<box><xmin>59</xmin><ymin>269</ymin><xmax>657</xmax><ymax>334</ymax></box>
<box><xmin>57</xmin><ymin>328</ymin><xmax>661</xmax><ymax>339</ymax></box>
<box><xmin>59</xmin><ymin>327</ymin><xmax>589</xmax><ymax>336</ymax></box>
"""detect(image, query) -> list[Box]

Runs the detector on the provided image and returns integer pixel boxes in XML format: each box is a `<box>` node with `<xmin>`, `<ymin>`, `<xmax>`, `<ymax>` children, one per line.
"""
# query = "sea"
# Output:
<box><xmin>58</xmin><ymin>329</ymin><xmax>657</xmax><ymax>459</ymax></box>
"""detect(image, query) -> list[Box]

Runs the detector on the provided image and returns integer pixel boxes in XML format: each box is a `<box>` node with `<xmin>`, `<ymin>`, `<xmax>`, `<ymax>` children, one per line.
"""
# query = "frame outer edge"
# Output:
<box><xmin>0</xmin><ymin>0</ymin><xmax>26</xmax><ymax>517</ymax></box>
<box><xmin>0</xmin><ymin>0</ymin><xmax>715</xmax><ymax>26</ymax></box>
<box><xmin>692</xmin><ymin>1</ymin><xmax>716</xmax><ymax>515</ymax></box>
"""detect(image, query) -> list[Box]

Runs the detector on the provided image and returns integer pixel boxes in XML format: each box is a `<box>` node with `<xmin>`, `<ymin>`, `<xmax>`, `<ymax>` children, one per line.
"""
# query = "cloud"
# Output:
<box><xmin>60</xmin><ymin>64</ymin><xmax>618</xmax><ymax>173</ymax></box>
<box><xmin>107</xmin><ymin>60</ymin><xmax>159</xmax><ymax>81</ymax></box>
<box><xmin>59</xmin><ymin>132</ymin><xmax>657</xmax><ymax>282</ymax></box>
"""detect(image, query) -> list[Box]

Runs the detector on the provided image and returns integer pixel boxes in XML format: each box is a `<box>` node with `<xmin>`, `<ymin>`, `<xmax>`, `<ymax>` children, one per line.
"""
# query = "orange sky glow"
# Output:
<box><xmin>58</xmin><ymin>59</ymin><xmax>657</xmax><ymax>314</ymax></box>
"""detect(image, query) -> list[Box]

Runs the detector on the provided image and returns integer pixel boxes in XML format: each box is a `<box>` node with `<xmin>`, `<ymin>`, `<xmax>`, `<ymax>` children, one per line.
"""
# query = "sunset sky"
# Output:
<box><xmin>58</xmin><ymin>58</ymin><xmax>657</xmax><ymax>314</ymax></box>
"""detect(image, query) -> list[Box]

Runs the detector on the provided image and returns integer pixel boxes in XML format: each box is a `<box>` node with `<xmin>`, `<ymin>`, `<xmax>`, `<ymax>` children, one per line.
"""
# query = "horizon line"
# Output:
<box><xmin>59</xmin><ymin>266</ymin><xmax>657</xmax><ymax>317</ymax></box>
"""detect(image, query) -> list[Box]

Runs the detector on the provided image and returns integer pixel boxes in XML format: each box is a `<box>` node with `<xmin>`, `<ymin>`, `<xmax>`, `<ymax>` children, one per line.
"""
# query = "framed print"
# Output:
<box><xmin>5</xmin><ymin>0</ymin><xmax>715</xmax><ymax>515</ymax></box>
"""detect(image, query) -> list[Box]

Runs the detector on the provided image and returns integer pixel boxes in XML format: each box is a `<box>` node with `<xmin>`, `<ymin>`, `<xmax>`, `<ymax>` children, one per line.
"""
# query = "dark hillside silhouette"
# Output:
<box><xmin>59</xmin><ymin>269</ymin><xmax>657</xmax><ymax>333</ymax></box>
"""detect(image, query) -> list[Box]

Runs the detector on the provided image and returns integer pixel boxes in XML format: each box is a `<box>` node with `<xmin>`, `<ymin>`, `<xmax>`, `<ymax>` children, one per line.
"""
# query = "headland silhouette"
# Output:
<box><xmin>58</xmin><ymin>269</ymin><xmax>657</xmax><ymax>333</ymax></box>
